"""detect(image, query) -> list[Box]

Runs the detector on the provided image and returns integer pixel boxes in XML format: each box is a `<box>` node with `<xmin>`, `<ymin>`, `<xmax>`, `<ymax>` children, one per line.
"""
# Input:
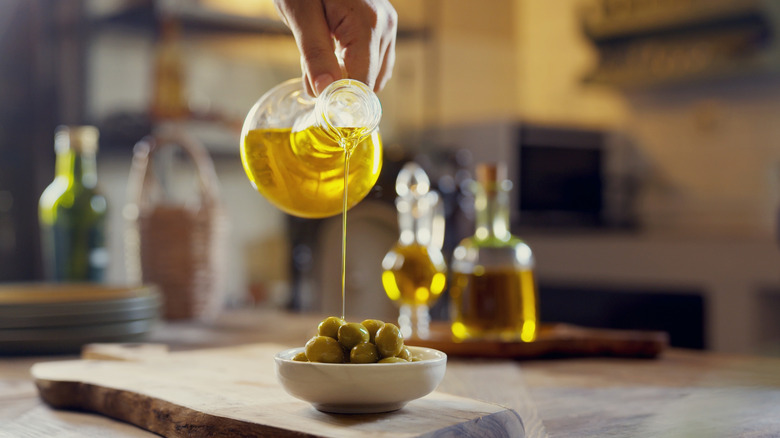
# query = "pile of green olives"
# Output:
<box><xmin>293</xmin><ymin>317</ymin><xmax>418</xmax><ymax>364</ymax></box>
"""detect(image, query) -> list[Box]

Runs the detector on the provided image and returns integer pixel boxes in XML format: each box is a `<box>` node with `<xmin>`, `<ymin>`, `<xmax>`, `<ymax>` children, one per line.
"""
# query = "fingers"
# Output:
<box><xmin>374</xmin><ymin>23</ymin><xmax>396</xmax><ymax>92</ymax></box>
<box><xmin>299</xmin><ymin>56</ymin><xmax>315</xmax><ymax>97</ymax></box>
<box><xmin>337</xmin><ymin>25</ymin><xmax>377</xmax><ymax>90</ymax></box>
<box><xmin>324</xmin><ymin>0</ymin><xmax>397</xmax><ymax>92</ymax></box>
<box><xmin>275</xmin><ymin>0</ymin><xmax>397</xmax><ymax>94</ymax></box>
<box><xmin>275</xmin><ymin>0</ymin><xmax>341</xmax><ymax>95</ymax></box>
<box><xmin>373</xmin><ymin>0</ymin><xmax>397</xmax><ymax>91</ymax></box>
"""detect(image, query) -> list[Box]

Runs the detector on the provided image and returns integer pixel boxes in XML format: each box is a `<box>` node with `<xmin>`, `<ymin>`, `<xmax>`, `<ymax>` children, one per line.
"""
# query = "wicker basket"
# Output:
<box><xmin>125</xmin><ymin>128</ymin><xmax>229</xmax><ymax>321</ymax></box>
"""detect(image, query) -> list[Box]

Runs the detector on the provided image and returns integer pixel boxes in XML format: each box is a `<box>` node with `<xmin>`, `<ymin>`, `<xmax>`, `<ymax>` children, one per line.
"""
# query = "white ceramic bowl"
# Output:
<box><xmin>275</xmin><ymin>346</ymin><xmax>447</xmax><ymax>414</ymax></box>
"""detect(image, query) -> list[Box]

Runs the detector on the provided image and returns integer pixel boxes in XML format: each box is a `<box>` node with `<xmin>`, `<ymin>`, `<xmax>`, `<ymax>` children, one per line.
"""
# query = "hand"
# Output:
<box><xmin>274</xmin><ymin>0</ymin><xmax>397</xmax><ymax>96</ymax></box>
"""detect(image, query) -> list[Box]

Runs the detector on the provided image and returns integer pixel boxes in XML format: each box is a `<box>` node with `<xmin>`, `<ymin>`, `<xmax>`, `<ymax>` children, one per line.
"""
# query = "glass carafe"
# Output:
<box><xmin>381</xmin><ymin>163</ymin><xmax>447</xmax><ymax>339</ymax></box>
<box><xmin>240</xmin><ymin>78</ymin><xmax>382</xmax><ymax>218</ymax></box>
<box><xmin>449</xmin><ymin>163</ymin><xmax>538</xmax><ymax>342</ymax></box>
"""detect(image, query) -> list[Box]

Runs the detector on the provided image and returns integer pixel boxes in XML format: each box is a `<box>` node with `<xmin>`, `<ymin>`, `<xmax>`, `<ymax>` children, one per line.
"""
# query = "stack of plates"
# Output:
<box><xmin>0</xmin><ymin>283</ymin><xmax>161</xmax><ymax>355</ymax></box>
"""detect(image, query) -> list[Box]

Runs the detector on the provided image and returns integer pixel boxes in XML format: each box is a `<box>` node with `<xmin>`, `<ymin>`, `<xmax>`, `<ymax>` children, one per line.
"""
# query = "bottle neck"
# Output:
<box><xmin>56</xmin><ymin>148</ymin><xmax>98</xmax><ymax>189</ymax></box>
<box><xmin>397</xmin><ymin>199</ymin><xmax>430</xmax><ymax>246</ymax></box>
<box><xmin>474</xmin><ymin>181</ymin><xmax>512</xmax><ymax>242</ymax></box>
<box><xmin>314</xmin><ymin>79</ymin><xmax>381</xmax><ymax>151</ymax></box>
<box><xmin>397</xmin><ymin>192</ymin><xmax>441</xmax><ymax>247</ymax></box>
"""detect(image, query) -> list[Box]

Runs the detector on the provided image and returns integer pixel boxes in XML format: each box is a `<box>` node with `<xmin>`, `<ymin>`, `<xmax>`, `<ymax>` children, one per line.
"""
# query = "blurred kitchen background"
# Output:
<box><xmin>3</xmin><ymin>0</ymin><xmax>780</xmax><ymax>355</ymax></box>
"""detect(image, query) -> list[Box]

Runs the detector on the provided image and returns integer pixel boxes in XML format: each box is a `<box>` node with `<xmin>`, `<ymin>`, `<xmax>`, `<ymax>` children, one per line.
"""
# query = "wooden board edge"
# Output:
<box><xmin>408</xmin><ymin>337</ymin><xmax>667</xmax><ymax>359</ymax></box>
<box><xmin>407</xmin><ymin>325</ymin><xmax>669</xmax><ymax>360</ymax></box>
<box><xmin>34</xmin><ymin>378</ymin><xmax>317</xmax><ymax>438</ymax></box>
<box><xmin>417</xmin><ymin>408</ymin><xmax>525</xmax><ymax>438</ymax></box>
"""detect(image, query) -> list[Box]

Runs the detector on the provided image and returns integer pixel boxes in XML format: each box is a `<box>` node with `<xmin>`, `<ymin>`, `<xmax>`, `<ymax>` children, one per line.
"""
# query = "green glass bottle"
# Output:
<box><xmin>39</xmin><ymin>126</ymin><xmax>108</xmax><ymax>282</ymax></box>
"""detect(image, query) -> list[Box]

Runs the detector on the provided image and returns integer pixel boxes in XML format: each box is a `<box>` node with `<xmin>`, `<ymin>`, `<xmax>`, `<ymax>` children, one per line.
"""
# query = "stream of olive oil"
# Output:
<box><xmin>340</xmin><ymin>141</ymin><xmax>352</xmax><ymax>320</ymax></box>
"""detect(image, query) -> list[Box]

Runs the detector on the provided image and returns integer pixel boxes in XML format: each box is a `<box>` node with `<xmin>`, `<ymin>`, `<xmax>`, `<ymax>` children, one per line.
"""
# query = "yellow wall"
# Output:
<box><xmin>427</xmin><ymin>0</ymin><xmax>520</xmax><ymax>125</ymax></box>
<box><xmin>418</xmin><ymin>0</ymin><xmax>627</xmax><ymax>128</ymax></box>
<box><xmin>514</xmin><ymin>0</ymin><xmax>628</xmax><ymax>128</ymax></box>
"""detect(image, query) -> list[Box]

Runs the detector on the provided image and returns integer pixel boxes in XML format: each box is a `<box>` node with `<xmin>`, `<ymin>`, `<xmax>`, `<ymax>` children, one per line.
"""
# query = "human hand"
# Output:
<box><xmin>274</xmin><ymin>0</ymin><xmax>397</xmax><ymax>96</ymax></box>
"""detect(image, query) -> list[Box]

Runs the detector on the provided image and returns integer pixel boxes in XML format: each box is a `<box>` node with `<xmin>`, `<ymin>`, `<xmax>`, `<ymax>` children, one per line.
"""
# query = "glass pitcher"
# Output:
<box><xmin>240</xmin><ymin>78</ymin><xmax>382</xmax><ymax>218</ymax></box>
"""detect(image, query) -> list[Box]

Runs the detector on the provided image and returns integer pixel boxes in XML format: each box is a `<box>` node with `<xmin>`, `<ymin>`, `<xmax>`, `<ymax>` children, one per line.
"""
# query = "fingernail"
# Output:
<box><xmin>313</xmin><ymin>73</ymin><xmax>334</xmax><ymax>95</ymax></box>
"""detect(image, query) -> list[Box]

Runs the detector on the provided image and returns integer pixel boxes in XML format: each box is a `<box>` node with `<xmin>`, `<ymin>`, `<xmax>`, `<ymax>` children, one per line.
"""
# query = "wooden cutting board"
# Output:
<box><xmin>406</xmin><ymin>322</ymin><xmax>668</xmax><ymax>359</ymax></box>
<box><xmin>32</xmin><ymin>343</ymin><xmax>524</xmax><ymax>438</ymax></box>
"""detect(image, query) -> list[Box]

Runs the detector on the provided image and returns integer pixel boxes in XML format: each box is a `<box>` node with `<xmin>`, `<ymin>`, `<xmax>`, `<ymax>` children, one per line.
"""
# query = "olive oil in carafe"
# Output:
<box><xmin>336</xmin><ymin>128</ymin><xmax>374</xmax><ymax>318</ymax></box>
<box><xmin>241</xmin><ymin>126</ymin><xmax>382</xmax><ymax>219</ymax></box>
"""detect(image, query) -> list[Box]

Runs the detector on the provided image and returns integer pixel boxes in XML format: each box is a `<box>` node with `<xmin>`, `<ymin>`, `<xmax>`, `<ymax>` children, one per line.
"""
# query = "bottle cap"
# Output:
<box><xmin>475</xmin><ymin>162</ymin><xmax>507</xmax><ymax>184</ymax></box>
<box><xmin>55</xmin><ymin>126</ymin><xmax>99</xmax><ymax>154</ymax></box>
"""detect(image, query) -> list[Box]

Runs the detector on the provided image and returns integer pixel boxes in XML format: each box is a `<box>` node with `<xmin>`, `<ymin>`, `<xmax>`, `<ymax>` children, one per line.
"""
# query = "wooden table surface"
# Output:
<box><xmin>2</xmin><ymin>308</ymin><xmax>779</xmax><ymax>437</ymax></box>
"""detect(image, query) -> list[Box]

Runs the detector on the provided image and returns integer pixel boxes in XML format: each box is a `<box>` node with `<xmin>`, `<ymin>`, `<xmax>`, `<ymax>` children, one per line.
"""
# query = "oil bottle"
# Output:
<box><xmin>449</xmin><ymin>163</ymin><xmax>538</xmax><ymax>342</ymax></box>
<box><xmin>381</xmin><ymin>162</ymin><xmax>447</xmax><ymax>339</ymax></box>
<box><xmin>39</xmin><ymin>126</ymin><xmax>108</xmax><ymax>282</ymax></box>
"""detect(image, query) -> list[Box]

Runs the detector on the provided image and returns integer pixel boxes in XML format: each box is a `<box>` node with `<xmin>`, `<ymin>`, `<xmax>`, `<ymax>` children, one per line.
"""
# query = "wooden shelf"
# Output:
<box><xmin>580</xmin><ymin>0</ymin><xmax>780</xmax><ymax>88</ymax></box>
<box><xmin>581</xmin><ymin>0</ymin><xmax>769</xmax><ymax>42</ymax></box>
<box><xmin>88</xmin><ymin>0</ymin><xmax>429</xmax><ymax>39</ymax></box>
<box><xmin>88</xmin><ymin>0</ymin><xmax>290</xmax><ymax>36</ymax></box>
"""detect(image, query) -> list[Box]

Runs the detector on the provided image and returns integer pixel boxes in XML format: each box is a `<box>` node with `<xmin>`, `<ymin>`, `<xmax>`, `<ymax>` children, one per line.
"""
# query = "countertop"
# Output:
<box><xmin>1</xmin><ymin>308</ymin><xmax>779</xmax><ymax>437</ymax></box>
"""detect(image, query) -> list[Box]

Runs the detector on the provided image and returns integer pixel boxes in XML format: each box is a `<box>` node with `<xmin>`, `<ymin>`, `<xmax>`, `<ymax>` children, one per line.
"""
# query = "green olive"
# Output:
<box><xmin>350</xmin><ymin>342</ymin><xmax>379</xmax><ymax>363</ymax></box>
<box><xmin>361</xmin><ymin>319</ymin><xmax>385</xmax><ymax>343</ymax></box>
<box><xmin>398</xmin><ymin>346</ymin><xmax>412</xmax><ymax>361</ymax></box>
<box><xmin>317</xmin><ymin>316</ymin><xmax>345</xmax><ymax>339</ymax></box>
<box><xmin>375</xmin><ymin>323</ymin><xmax>404</xmax><ymax>358</ymax></box>
<box><xmin>304</xmin><ymin>336</ymin><xmax>345</xmax><ymax>363</ymax></box>
<box><xmin>292</xmin><ymin>351</ymin><xmax>308</xmax><ymax>362</ymax></box>
<box><xmin>378</xmin><ymin>357</ymin><xmax>408</xmax><ymax>363</ymax></box>
<box><xmin>338</xmin><ymin>322</ymin><xmax>370</xmax><ymax>349</ymax></box>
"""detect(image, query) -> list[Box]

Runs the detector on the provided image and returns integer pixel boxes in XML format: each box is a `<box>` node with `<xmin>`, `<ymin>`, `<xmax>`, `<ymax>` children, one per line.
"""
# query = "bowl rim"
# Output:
<box><xmin>275</xmin><ymin>345</ymin><xmax>447</xmax><ymax>366</ymax></box>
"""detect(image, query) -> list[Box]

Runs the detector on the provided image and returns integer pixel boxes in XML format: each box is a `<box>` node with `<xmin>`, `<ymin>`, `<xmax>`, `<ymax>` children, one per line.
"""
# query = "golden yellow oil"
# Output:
<box><xmin>241</xmin><ymin>127</ymin><xmax>382</xmax><ymax>218</ymax></box>
<box><xmin>449</xmin><ymin>269</ymin><xmax>538</xmax><ymax>342</ymax></box>
<box><xmin>381</xmin><ymin>243</ymin><xmax>447</xmax><ymax>307</ymax></box>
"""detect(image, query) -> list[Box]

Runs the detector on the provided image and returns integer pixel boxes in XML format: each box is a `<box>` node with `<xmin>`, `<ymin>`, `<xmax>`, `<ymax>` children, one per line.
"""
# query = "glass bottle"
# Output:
<box><xmin>240</xmin><ymin>78</ymin><xmax>382</xmax><ymax>219</ymax></box>
<box><xmin>150</xmin><ymin>16</ymin><xmax>188</xmax><ymax>122</ymax></box>
<box><xmin>450</xmin><ymin>163</ymin><xmax>538</xmax><ymax>342</ymax></box>
<box><xmin>382</xmin><ymin>163</ymin><xmax>447</xmax><ymax>339</ymax></box>
<box><xmin>39</xmin><ymin>126</ymin><xmax>108</xmax><ymax>282</ymax></box>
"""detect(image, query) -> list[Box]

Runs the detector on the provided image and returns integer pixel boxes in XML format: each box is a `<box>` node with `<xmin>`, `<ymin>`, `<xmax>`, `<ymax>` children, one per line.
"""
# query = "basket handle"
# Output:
<box><xmin>127</xmin><ymin>125</ymin><xmax>221</xmax><ymax>211</ymax></box>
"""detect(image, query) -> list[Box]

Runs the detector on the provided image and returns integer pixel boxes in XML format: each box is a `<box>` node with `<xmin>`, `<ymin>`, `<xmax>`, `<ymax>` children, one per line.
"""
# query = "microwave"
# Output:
<box><xmin>424</xmin><ymin>121</ymin><xmax>640</xmax><ymax>229</ymax></box>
